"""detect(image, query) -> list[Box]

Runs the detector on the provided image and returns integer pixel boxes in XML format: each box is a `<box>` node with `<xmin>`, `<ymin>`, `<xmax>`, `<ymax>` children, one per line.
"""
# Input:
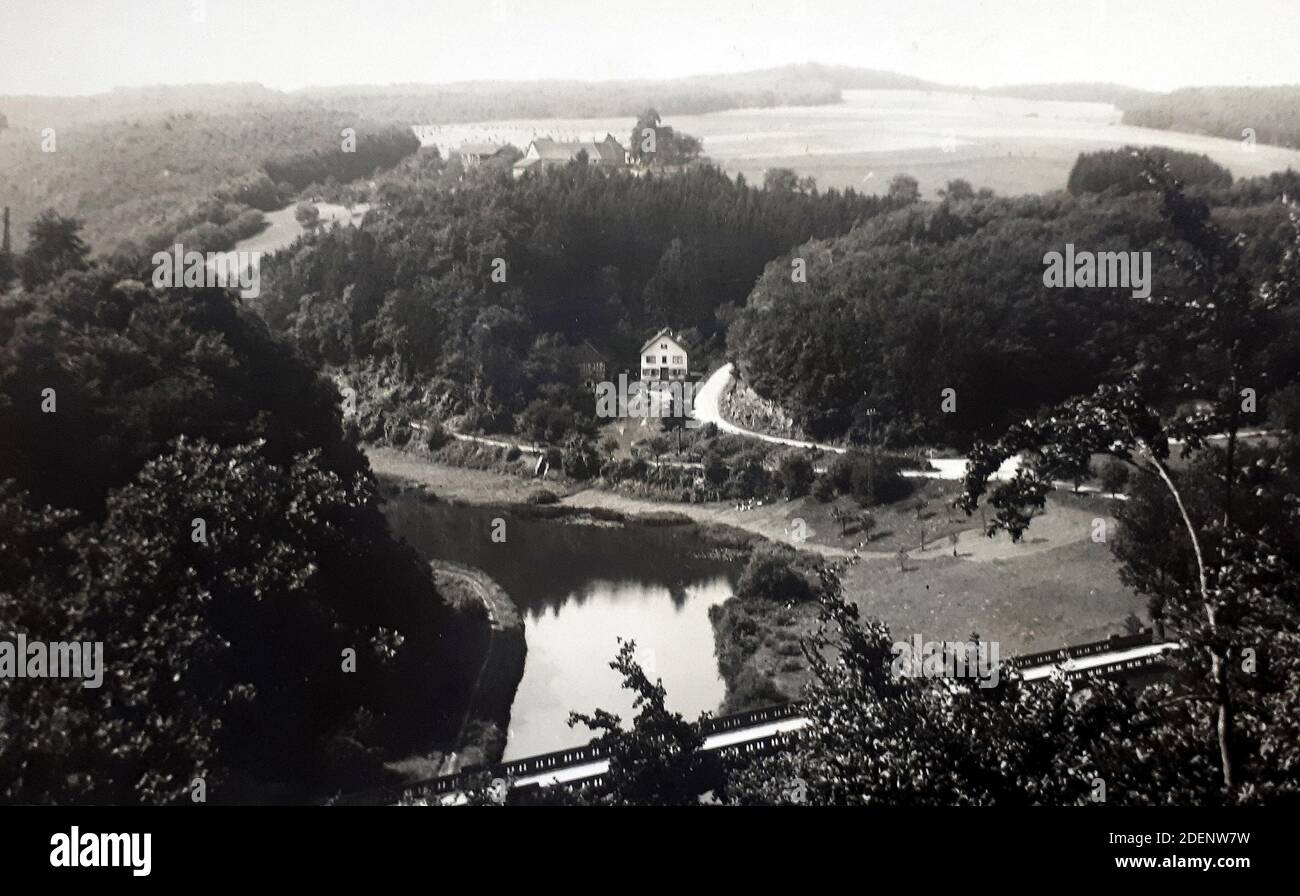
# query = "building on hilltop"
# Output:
<box><xmin>512</xmin><ymin>134</ymin><xmax>629</xmax><ymax>178</ymax></box>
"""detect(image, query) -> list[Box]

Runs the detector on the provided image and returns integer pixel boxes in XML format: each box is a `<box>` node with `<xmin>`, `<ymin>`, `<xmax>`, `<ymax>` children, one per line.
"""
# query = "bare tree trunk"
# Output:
<box><xmin>1143</xmin><ymin>444</ymin><xmax>1234</xmax><ymax>791</ymax></box>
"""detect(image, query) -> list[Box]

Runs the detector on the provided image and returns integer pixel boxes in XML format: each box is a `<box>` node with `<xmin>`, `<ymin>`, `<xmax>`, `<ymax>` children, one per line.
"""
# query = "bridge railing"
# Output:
<box><xmin>397</xmin><ymin>702</ymin><xmax>806</xmax><ymax>801</ymax></box>
<box><xmin>1059</xmin><ymin>650</ymin><xmax>1174</xmax><ymax>682</ymax></box>
<box><xmin>1006</xmin><ymin>629</ymin><xmax>1156</xmax><ymax>671</ymax></box>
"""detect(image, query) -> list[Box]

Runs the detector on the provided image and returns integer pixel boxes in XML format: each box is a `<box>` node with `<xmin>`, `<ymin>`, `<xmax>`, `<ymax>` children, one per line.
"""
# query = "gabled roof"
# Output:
<box><xmin>640</xmin><ymin>327</ymin><xmax>687</xmax><ymax>354</ymax></box>
<box><xmin>566</xmin><ymin>339</ymin><xmax>608</xmax><ymax>365</ymax></box>
<box><xmin>518</xmin><ymin>134</ymin><xmax>627</xmax><ymax>166</ymax></box>
<box><xmin>458</xmin><ymin>142</ymin><xmax>505</xmax><ymax>156</ymax></box>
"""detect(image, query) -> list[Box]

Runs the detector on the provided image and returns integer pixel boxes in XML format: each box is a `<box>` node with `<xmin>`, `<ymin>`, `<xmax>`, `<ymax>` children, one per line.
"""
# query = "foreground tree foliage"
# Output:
<box><xmin>0</xmin><ymin>274</ymin><xmax>366</xmax><ymax>514</ymax></box>
<box><xmin>727</xmin><ymin>576</ymin><xmax>1136</xmax><ymax>805</ymax></box>
<box><xmin>957</xmin><ymin>157</ymin><xmax>1300</xmax><ymax>797</ymax></box>
<box><xmin>566</xmin><ymin>639</ymin><xmax>722</xmax><ymax>806</ymax></box>
<box><xmin>0</xmin><ymin>275</ymin><xmax>469</xmax><ymax>803</ymax></box>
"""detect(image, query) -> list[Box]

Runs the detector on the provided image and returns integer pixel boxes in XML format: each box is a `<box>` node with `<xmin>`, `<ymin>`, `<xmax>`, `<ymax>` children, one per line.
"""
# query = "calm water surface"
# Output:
<box><xmin>382</xmin><ymin>495</ymin><xmax>740</xmax><ymax>760</ymax></box>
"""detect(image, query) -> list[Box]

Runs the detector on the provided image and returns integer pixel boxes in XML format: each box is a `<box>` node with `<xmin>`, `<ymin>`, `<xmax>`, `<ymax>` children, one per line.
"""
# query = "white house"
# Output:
<box><xmin>640</xmin><ymin>328</ymin><xmax>688</xmax><ymax>381</ymax></box>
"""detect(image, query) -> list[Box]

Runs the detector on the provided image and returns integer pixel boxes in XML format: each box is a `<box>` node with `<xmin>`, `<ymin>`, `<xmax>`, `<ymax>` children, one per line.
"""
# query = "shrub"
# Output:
<box><xmin>424</xmin><ymin>422</ymin><xmax>450</xmax><ymax>451</ymax></box>
<box><xmin>735</xmin><ymin>543</ymin><xmax>821</xmax><ymax>603</ymax></box>
<box><xmin>811</xmin><ymin>475</ymin><xmax>835</xmax><ymax>502</ymax></box>
<box><xmin>1100</xmin><ymin>458</ymin><xmax>1130</xmax><ymax>495</ymax></box>
<box><xmin>725</xmin><ymin>449</ymin><xmax>773</xmax><ymax>500</ymax></box>
<box><xmin>778</xmin><ymin>451</ymin><xmax>815</xmax><ymax>498</ymax></box>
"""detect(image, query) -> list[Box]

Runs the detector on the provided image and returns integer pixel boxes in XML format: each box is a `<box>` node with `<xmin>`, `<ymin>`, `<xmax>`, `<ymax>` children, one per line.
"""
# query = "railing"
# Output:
<box><xmin>390</xmin><ymin>636</ymin><xmax>1176</xmax><ymax>803</ymax></box>
<box><xmin>401</xmin><ymin>702</ymin><xmax>804</xmax><ymax>800</ymax></box>
<box><xmin>1006</xmin><ymin>629</ymin><xmax>1156</xmax><ymax>671</ymax></box>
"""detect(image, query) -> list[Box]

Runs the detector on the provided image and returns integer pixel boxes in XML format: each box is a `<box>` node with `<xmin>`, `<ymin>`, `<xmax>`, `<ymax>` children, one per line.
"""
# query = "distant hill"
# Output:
<box><xmin>294</xmin><ymin>67</ymin><xmax>844</xmax><ymax>121</ymax></box>
<box><xmin>1122</xmin><ymin>85</ymin><xmax>1300</xmax><ymax>150</ymax></box>
<box><xmin>6</xmin><ymin>66</ymin><xmax>1300</xmax><ymax>257</ymax></box>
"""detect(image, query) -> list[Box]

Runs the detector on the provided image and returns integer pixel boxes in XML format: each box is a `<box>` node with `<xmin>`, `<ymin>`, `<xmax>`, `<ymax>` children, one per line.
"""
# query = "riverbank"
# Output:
<box><xmin>367</xmin><ymin>446</ymin><xmax>1144</xmax><ymax>719</ymax></box>
<box><xmin>430</xmin><ymin>560</ymin><xmax>525</xmax><ymax>774</ymax></box>
<box><xmin>368</xmin><ymin>445</ymin><xmax>849</xmax><ymax>556</ymax></box>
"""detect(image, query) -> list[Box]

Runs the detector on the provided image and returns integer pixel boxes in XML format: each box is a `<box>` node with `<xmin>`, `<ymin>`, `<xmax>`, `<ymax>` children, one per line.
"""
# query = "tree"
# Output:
<box><xmin>562</xmin><ymin>434</ymin><xmax>599</xmax><ymax>480</ymax></box>
<box><xmin>831</xmin><ymin>503</ymin><xmax>852</xmax><ymax>536</ymax></box>
<box><xmin>887</xmin><ymin>174</ymin><xmax>920</xmax><ymax>203</ymax></box>
<box><xmin>727</xmin><ymin>574</ymin><xmax>1129</xmax><ymax>805</ymax></box>
<box><xmin>568</xmin><ymin>639</ymin><xmax>721</xmax><ymax>805</ymax></box>
<box><xmin>938</xmin><ymin>178</ymin><xmax>975</xmax><ymax>202</ymax></box>
<box><xmin>19</xmin><ymin>210</ymin><xmax>90</xmax><ymax>289</ymax></box>
<box><xmin>956</xmin><ymin>156</ymin><xmax>1300</xmax><ymax>794</ymax></box>
<box><xmin>735</xmin><ymin>543</ymin><xmax>821</xmax><ymax>603</ymax></box>
<box><xmin>294</xmin><ymin>201</ymin><xmax>321</xmax><ymax>228</ymax></box>
<box><xmin>0</xmin><ymin>439</ymin><xmax>447</xmax><ymax>803</ymax></box>
<box><xmin>778</xmin><ymin>451</ymin><xmax>815</xmax><ymax>498</ymax></box>
<box><xmin>1100</xmin><ymin>458</ymin><xmax>1130</xmax><ymax>495</ymax></box>
<box><xmin>858</xmin><ymin>510</ymin><xmax>876</xmax><ymax>542</ymax></box>
<box><xmin>763</xmin><ymin>167</ymin><xmax>801</xmax><ymax>192</ymax></box>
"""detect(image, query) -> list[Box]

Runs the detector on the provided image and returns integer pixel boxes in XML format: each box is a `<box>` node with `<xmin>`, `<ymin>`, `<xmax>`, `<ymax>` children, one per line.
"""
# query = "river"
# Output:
<box><xmin>381</xmin><ymin>495</ymin><xmax>740</xmax><ymax>760</ymax></box>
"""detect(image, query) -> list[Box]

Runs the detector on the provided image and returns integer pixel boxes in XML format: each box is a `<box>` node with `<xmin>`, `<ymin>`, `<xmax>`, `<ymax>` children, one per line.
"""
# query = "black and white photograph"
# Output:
<box><xmin>1</xmin><ymin>0</ymin><xmax>1297</xmax><ymax>876</ymax></box>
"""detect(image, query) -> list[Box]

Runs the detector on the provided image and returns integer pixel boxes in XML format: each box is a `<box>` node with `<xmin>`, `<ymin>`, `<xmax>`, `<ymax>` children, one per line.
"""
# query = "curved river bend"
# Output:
<box><xmin>382</xmin><ymin>495</ymin><xmax>739</xmax><ymax>760</ymax></box>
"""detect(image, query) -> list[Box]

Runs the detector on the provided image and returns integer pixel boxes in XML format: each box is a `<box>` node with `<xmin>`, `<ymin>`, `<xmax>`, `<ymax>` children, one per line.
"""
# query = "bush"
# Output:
<box><xmin>562</xmin><ymin>438</ymin><xmax>599</xmax><ymax>480</ymax></box>
<box><xmin>778</xmin><ymin>451</ymin><xmax>815</xmax><ymax>498</ymax></box>
<box><xmin>528</xmin><ymin>489</ymin><xmax>559</xmax><ymax>505</ymax></box>
<box><xmin>504</xmin><ymin>445</ymin><xmax>522</xmax><ymax>462</ymax></box>
<box><xmin>829</xmin><ymin>451</ymin><xmax>912</xmax><ymax>506</ymax></box>
<box><xmin>424</xmin><ymin>422</ymin><xmax>450</xmax><ymax>451</ymax></box>
<box><xmin>811</xmin><ymin>475</ymin><xmax>835</xmax><ymax>502</ymax></box>
<box><xmin>735</xmin><ymin>543</ymin><xmax>821</xmax><ymax>603</ymax></box>
<box><xmin>703</xmin><ymin>450</ymin><xmax>729</xmax><ymax>487</ymax></box>
<box><xmin>1100</xmin><ymin>458</ymin><xmax>1130</xmax><ymax>495</ymax></box>
<box><xmin>725</xmin><ymin>449</ymin><xmax>773</xmax><ymax>500</ymax></box>
<box><xmin>723</xmin><ymin>667</ymin><xmax>788</xmax><ymax>713</ymax></box>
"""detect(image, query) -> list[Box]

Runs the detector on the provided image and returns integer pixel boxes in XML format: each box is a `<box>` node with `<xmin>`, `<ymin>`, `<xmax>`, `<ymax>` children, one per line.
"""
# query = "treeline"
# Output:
<box><xmin>0</xmin><ymin>270</ymin><xmax>478</xmax><ymax>803</ymax></box>
<box><xmin>1069</xmin><ymin>146</ymin><xmax>1300</xmax><ymax>213</ymax></box>
<box><xmin>728</xmin><ymin>181</ymin><xmax>1300</xmax><ymax>447</ymax></box>
<box><xmin>1068</xmin><ymin>146</ymin><xmax>1233</xmax><ymax>195</ymax></box>
<box><xmin>1123</xmin><ymin>85</ymin><xmax>1300</xmax><ymax>150</ymax></box>
<box><xmin>258</xmin><ymin>156</ymin><xmax>907</xmax><ymax>438</ymax></box>
<box><xmin>297</xmin><ymin>66</ymin><xmax>845</xmax><ymax>122</ymax></box>
<box><xmin>264</xmin><ymin>129</ymin><xmax>420</xmax><ymax>191</ymax></box>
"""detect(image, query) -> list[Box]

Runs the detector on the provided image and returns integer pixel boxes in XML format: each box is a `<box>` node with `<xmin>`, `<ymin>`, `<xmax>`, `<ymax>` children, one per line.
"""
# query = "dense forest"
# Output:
<box><xmin>0</xmin><ymin>259</ymin><xmax>480</xmax><ymax>803</ymax></box>
<box><xmin>256</xmin><ymin>151</ymin><xmax>909</xmax><ymax>438</ymax></box>
<box><xmin>729</xmin><ymin>151</ymin><xmax>1300</xmax><ymax>447</ymax></box>
<box><xmin>1123</xmin><ymin>86</ymin><xmax>1300</xmax><ymax>150</ymax></box>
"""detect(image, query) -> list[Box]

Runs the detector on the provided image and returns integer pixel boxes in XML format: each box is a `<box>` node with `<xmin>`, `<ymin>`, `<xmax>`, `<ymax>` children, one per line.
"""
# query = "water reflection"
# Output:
<box><xmin>382</xmin><ymin>494</ymin><xmax>739</xmax><ymax>759</ymax></box>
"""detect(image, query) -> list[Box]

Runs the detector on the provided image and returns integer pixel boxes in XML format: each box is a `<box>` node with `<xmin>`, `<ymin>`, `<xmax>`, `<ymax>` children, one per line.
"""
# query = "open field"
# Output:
<box><xmin>418</xmin><ymin>89</ymin><xmax>1300</xmax><ymax>197</ymax></box>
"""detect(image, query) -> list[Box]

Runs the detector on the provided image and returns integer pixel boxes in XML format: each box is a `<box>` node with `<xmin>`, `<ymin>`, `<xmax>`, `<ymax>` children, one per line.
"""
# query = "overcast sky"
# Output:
<box><xmin>3</xmin><ymin>0</ymin><xmax>1299</xmax><ymax>96</ymax></box>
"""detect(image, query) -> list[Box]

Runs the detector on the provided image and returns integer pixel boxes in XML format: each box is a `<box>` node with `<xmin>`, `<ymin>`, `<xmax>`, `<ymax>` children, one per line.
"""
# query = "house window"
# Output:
<box><xmin>644</xmin><ymin>354</ymin><xmax>655</xmax><ymax>363</ymax></box>
<box><xmin>672</xmin><ymin>355</ymin><xmax>683</xmax><ymax>364</ymax></box>
<box><xmin>661</xmin><ymin>355</ymin><xmax>667</xmax><ymax>363</ymax></box>
<box><xmin>660</xmin><ymin>343</ymin><xmax>667</xmax><ymax>349</ymax></box>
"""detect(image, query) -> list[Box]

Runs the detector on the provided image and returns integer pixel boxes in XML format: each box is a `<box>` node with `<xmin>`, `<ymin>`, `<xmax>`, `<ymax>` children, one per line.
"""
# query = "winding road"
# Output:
<box><xmin>692</xmin><ymin>364</ymin><xmax>1022</xmax><ymax>481</ymax></box>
